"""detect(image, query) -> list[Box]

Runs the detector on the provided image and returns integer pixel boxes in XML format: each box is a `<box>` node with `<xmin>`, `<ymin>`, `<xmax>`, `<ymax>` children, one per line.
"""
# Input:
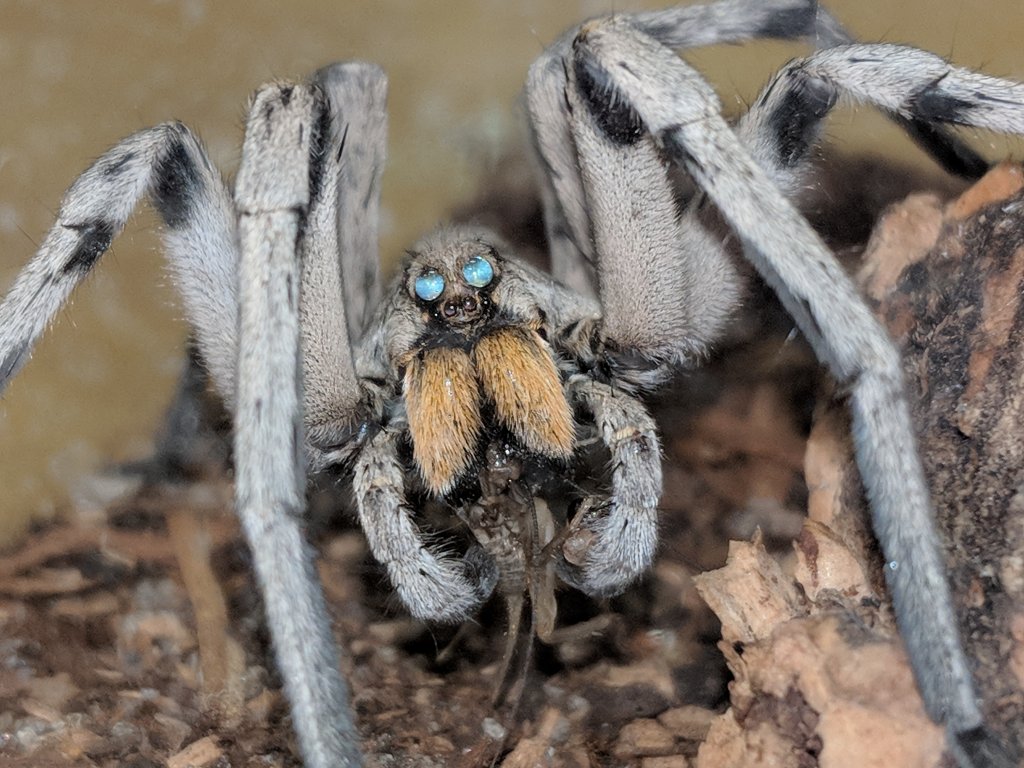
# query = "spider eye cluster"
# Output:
<box><xmin>413</xmin><ymin>254</ymin><xmax>495</xmax><ymax>302</ymax></box>
<box><xmin>415</xmin><ymin>272</ymin><xmax>445</xmax><ymax>301</ymax></box>
<box><xmin>462</xmin><ymin>255</ymin><xmax>494</xmax><ymax>288</ymax></box>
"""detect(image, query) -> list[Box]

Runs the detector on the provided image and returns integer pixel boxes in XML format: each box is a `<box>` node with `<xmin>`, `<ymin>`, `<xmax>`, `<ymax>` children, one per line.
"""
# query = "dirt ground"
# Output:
<box><xmin>1</xmin><ymin>156</ymin><xmax>1022</xmax><ymax>767</ymax></box>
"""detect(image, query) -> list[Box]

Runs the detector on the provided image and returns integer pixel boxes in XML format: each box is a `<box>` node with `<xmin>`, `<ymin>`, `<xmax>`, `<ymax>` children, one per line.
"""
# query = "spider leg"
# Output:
<box><xmin>233</xmin><ymin>82</ymin><xmax>359</xmax><ymax>768</ymax></box>
<box><xmin>314</xmin><ymin>62</ymin><xmax>387</xmax><ymax>340</ymax></box>
<box><xmin>570</xmin><ymin>17</ymin><xmax>1003</xmax><ymax>757</ymax></box>
<box><xmin>352</xmin><ymin>425</ymin><xmax>495</xmax><ymax>622</ymax></box>
<box><xmin>524</xmin><ymin>1</ymin><xmax>851</xmax><ymax>603</ymax></box>
<box><xmin>734</xmin><ymin>42</ymin><xmax>1024</xmax><ymax>193</ymax></box>
<box><xmin>560</xmin><ymin>57</ymin><xmax>741</xmax><ymax>371</ymax></box>
<box><xmin>561</xmin><ymin>377</ymin><xmax>661</xmax><ymax>596</ymax></box>
<box><xmin>0</xmin><ymin>67</ymin><xmax>362</xmax><ymax>768</ymax></box>
<box><xmin>525</xmin><ymin>0</ymin><xmax>849</xmax><ymax>297</ymax></box>
<box><xmin>628</xmin><ymin>0</ymin><xmax>849</xmax><ymax>49</ymax></box>
<box><xmin>0</xmin><ymin>123</ymin><xmax>239</xmax><ymax>400</ymax></box>
<box><xmin>299</xmin><ymin>63</ymin><xmax>387</xmax><ymax>454</ymax></box>
<box><xmin>526</xmin><ymin>0</ymin><xmax>987</xmax><ymax>298</ymax></box>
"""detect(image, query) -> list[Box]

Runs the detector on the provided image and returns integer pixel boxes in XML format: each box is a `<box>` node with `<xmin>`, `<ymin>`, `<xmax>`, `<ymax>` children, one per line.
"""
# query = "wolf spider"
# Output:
<box><xmin>3</xmin><ymin>1</ymin><xmax>1024</xmax><ymax>766</ymax></box>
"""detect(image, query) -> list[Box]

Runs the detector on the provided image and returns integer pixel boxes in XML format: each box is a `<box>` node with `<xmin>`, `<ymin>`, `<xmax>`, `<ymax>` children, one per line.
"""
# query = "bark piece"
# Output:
<box><xmin>692</xmin><ymin>534</ymin><xmax>805</xmax><ymax>645</ymax></box>
<box><xmin>166</xmin><ymin>736</ymin><xmax>223</xmax><ymax>768</ymax></box>
<box><xmin>167</xmin><ymin>508</ymin><xmax>245</xmax><ymax>725</ymax></box>
<box><xmin>696</xmin><ymin>163</ymin><xmax>1024</xmax><ymax>766</ymax></box>
<box><xmin>861</xmin><ymin>163</ymin><xmax>1024</xmax><ymax>755</ymax></box>
<box><xmin>658</xmin><ymin>705</ymin><xmax>715</xmax><ymax>742</ymax></box>
<box><xmin>612</xmin><ymin>719</ymin><xmax>677</xmax><ymax>759</ymax></box>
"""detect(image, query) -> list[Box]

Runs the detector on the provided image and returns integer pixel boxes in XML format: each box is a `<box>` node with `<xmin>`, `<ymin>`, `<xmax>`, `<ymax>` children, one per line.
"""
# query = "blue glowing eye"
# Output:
<box><xmin>414</xmin><ymin>271</ymin><xmax>445</xmax><ymax>301</ymax></box>
<box><xmin>462</xmin><ymin>255</ymin><xmax>494</xmax><ymax>288</ymax></box>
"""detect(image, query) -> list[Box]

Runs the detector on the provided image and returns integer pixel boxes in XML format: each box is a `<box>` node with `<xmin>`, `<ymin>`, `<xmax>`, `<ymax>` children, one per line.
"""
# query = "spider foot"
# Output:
<box><xmin>555</xmin><ymin>497</ymin><xmax>657</xmax><ymax>598</ymax></box>
<box><xmin>392</xmin><ymin>546</ymin><xmax>497</xmax><ymax>623</ymax></box>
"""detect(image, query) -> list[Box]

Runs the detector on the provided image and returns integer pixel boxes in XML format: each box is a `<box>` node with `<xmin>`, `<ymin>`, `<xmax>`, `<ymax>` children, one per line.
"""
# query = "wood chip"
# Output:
<box><xmin>641</xmin><ymin>757</ymin><xmax>690</xmax><ymax>768</ymax></box>
<box><xmin>20</xmin><ymin>698</ymin><xmax>62</xmax><ymax>722</ymax></box>
<box><xmin>499</xmin><ymin>708</ymin><xmax>566</xmax><ymax>768</ymax></box>
<box><xmin>57</xmin><ymin>727</ymin><xmax>107</xmax><ymax>760</ymax></box>
<box><xmin>167</xmin><ymin>508</ymin><xmax>245</xmax><ymax>725</ymax></box>
<box><xmin>792</xmin><ymin>520</ymin><xmax>877</xmax><ymax>603</ymax></box>
<box><xmin>25</xmin><ymin>672</ymin><xmax>79</xmax><ymax>709</ymax></box>
<box><xmin>692</xmin><ymin>534</ymin><xmax>804</xmax><ymax>644</ymax></box>
<box><xmin>154</xmin><ymin>713</ymin><xmax>193</xmax><ymax>754</ymax></box>
<box><xmin>658</xmin><ymin>705</ymin><xmax>715</xmax><ymax>742</ymax></box>
<box><xmin>612</xmin><ymin>719</ymin><xmax>677</xmax><ymax>759</ymax></box>
<box><xmin>50</xmin><ymin>592</ymin><xmax>120</xmax><ymax>619</ymax></box>
<box><xmin>4</xmin><ymin>567</ymin><xmax>92</xmax><ymax>596</ymax></box>
<box><xmin>167</xmin><ymin>735</ymin><xmax>222</xmax><ymax>768</ymax></box>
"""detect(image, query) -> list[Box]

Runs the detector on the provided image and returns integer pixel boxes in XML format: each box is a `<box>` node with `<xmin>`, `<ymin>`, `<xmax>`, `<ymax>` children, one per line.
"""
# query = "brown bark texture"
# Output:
<box><xmin>696</xmin><ymin>165</ymin><xmax>1024</xmax><ymax>768</ymax></box>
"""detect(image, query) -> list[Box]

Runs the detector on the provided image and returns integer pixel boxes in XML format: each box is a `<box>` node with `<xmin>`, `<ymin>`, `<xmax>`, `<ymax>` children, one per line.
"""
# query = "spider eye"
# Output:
<box><xmin>414</xmin><ymin>271</ymin><xmax>445</xmax><ymax>302</ymax></box>
<box><xmin>462</xmin><ymin>255</ymin><xmax>494</xmax><ymax>288</ymax></box>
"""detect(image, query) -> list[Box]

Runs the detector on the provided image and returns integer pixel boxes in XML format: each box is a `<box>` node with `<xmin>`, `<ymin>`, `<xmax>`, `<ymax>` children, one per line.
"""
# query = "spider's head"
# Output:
<box><xmin>404</xmin><ymin>230</ymin><xmax>502</xmax><ymax>330</ymax></box>
<box><xmin>396</xmin><ymin>227</ymin><xmax>573</xmax><ymax>498</ymax></box>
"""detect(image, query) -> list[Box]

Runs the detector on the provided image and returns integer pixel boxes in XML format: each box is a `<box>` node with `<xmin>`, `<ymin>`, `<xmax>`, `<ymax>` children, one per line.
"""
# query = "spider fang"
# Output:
<box><xmin>474</xmin><ymin>326</ymin><xmax>574</xmax><ymax>460</ymax></box>
<box><xmin>403</xmin><ymin>346</ymin><xmax>482</xmax><ymax>495</ymax></box>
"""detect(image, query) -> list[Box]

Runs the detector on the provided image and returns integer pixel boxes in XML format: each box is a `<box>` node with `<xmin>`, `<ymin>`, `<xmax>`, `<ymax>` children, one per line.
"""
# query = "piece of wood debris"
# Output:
<box><xmin>166</xmin><ymin>735</ymin><xmax>223</xmax><ymax>768</ymax></box>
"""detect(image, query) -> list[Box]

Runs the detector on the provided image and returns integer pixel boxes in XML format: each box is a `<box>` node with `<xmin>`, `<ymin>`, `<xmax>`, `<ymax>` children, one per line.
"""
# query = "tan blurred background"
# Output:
<box><xmin>1</xmin><ymin>0</ymin><xmax>1022</xmax><ymax>542</ymax></box>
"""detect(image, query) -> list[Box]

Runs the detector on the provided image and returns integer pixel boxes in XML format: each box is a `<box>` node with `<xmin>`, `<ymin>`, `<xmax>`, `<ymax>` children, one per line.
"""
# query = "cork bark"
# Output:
<box><xmin>696</xmin><ymin>165</ymin><xmax>1024</xmax><ymax>767</ymax></box>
